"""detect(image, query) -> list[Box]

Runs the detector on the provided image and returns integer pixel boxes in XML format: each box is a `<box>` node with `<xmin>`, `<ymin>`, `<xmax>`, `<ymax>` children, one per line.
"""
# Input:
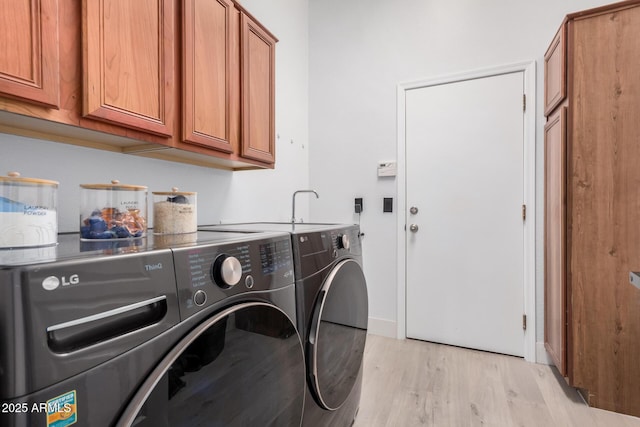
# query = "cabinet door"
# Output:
<box><xmin>544</xmin><ymin>26</ymin><xmax>566</xmax><ymax>117</ymax></box>
<box><xmin>240</xmin><ymin>13</ymin><xmax>276</xmax><ymax>164</ymax></box>
<box><xmin>570</xmin><ymin>6</ymin><xmax>640</xmax><ymax>413</ymax></box>
<box><xmin>182</xmin><ymin>0</ymin><xmax>237</xmax><ymax>153</ymax></box>
<box><xmin>544</xmin><ymin>106</ymin><xmax>566</xmax><ymax>376</ymax></box>
<box><xmin>0</xmin><ymin>0</ymin><xmax>59</xmax><ymax>108</ymax></box>
<box><xmin>83</xmin><ymin>0</ymin><xmax>175</xmax><ymax>136</ymax></box>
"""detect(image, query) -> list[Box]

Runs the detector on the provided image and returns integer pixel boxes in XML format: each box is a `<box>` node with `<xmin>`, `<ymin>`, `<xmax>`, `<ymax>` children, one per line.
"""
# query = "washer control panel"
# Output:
<box><xmin>212</xmin><ymin>254</ymin><xmax>243</xmax><ymax>288</ymax></box>
<box><xmin>172</xmin><ymin>234</ymin><xmax>294</xmax><ymax>320</ymax></box>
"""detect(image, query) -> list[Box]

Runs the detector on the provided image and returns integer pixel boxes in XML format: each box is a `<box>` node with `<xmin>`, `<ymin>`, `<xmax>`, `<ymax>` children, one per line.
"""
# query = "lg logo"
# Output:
<box><xmin>42</xmin><ymin>274</ymin><xmax>80</xmax><ymax>291</ymax></box>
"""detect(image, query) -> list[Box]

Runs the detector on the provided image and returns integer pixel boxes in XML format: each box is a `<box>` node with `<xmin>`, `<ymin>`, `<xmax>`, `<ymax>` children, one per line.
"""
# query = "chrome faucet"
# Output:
<box><xmin>292</xmin><ymin>190</ymin><xmax>319</xmax><ymax>223</ymax></box>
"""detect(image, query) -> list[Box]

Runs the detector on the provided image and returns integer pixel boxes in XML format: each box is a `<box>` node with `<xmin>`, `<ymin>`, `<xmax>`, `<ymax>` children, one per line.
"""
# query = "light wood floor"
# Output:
<box><xmin>354</xmin><ymin>335</ymin><xmax>640</xmax><ymax>427</ymax></box>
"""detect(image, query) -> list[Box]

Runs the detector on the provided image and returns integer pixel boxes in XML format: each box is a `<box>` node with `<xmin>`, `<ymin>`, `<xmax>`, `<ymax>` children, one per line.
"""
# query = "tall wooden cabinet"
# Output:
<box><xmin>544</xmin><ymin>0</ymin><xmax>640</xmax><ymax>417</ymax></box>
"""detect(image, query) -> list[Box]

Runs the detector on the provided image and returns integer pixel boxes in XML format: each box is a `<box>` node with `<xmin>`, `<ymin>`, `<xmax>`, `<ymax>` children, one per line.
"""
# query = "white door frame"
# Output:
<box><xmin>396</xmin><ymin>61</ymin><xmax>537</xmax><ymax>362</ymax></box>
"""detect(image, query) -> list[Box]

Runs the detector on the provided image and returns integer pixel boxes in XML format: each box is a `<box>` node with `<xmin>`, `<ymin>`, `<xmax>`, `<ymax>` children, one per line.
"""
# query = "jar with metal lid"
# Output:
<box><xmin>0</xmin><ymin>171</ymin><xmax>58</xmax><ymax>248</ymax></box>
<box><xmin>80</xmin><ymin>180</ymin><xmax>147</xmax><ymax>240</ymax></box>
<box><xmin>152</xmin><ymin>187</ymin><xmax>197</xmax><ymax>234</ymax></box>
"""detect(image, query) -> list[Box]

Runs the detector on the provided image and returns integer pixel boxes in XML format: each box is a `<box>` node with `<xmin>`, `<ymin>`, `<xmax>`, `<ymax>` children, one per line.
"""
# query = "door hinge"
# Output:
<box><xmin>522</xmin><ymin>204</ymin><xmax>526</xmax><ymax>221</ymax></box>
<box><xmin>522</xmin><ymin>314</ymin><xmax>527</xmax><ymax>330</ymax></box>
<box><xmin>523</xmin><ymin>94</ymin><xmax>526</xmax><ymax>112</ymax></box>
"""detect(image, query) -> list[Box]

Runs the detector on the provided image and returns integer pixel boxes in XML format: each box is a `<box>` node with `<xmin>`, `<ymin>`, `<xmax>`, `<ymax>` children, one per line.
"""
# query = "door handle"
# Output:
<box><xmin>409</xmin><ymin>224</ymin><xmax>419</xmax><ymax>233</ymax></box>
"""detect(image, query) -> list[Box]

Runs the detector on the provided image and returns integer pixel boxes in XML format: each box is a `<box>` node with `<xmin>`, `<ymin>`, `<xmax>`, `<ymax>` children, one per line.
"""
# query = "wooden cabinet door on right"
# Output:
<box><xmin>544</xmin><ymin>106</ymin><xmax>566</xmax><ymax>376</ymax></box>
<box><xmin>544</xmin><ymin>26</ymin><xmax>566</xmax><ymax>116</ymax></box>
<box><xmin>240</xmin><ymin>13</ymin><xmax>276</xmax><ymax>164</ymax></box>
<box><xmin>0</xmin><ymin>0</ymin><xmax>60</xmax><ymax>108</ymax></box>
<box><xmin>83</xmin><ymin>0</ymin><xmax>175</xmax><ymax>136</ymax></box>
<box><xmin>544</xmin><ymin>1</ymin><xmax>640</xmax><ymax>417</ymax></box>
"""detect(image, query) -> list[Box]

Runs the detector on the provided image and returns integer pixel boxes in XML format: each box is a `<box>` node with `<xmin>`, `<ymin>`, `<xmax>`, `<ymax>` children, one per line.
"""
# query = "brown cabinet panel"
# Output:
<box><xmin>544</xmin><ymin>25</ymin><xmax>565</xmax><ymax>116</ymax></box>
<box><xmin>544</xmin><ymin>0</ymin><xmax>640</xmax><ymax>417</ymax></box>
<box><xmin>240</xmin><ymin>13</ymin><xmax>276</xmax><ymax>164</ymax></box>
<box><xmin>544</xmin><ymin>106</ymin><xmax>566</xmax><ymax>376</ymax></box>
<box><xmin>182</xmin><ymin>0</ymin><xmax>236</xmax><ymax>152</ymax></box>
<box><xmin>0</xmin><ymin>0</ymin><xmax>60</xmax><ymax>108</ymax></box>
<box><xmin>569</xmin><ymin>5</ymin><xmax>640</xmax><ymax>413</ymax></box>
<box><xmin>83</xmin><ymin>0</ymin><xmax>175</xmax><ymax>136</ymax></box>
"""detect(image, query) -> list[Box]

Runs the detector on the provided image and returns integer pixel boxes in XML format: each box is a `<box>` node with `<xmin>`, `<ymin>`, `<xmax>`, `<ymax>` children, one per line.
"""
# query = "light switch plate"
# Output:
<box><xmin>383</xmin><ymin>197</ymin><xmax>393</xmax><ymax>213</ymax></box>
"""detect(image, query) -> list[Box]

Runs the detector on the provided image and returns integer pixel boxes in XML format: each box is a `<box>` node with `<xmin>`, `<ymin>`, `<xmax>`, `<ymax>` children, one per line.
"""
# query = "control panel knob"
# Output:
<box><xmin>193</xmin><ymin>290</ymin><xmax>207</xmax><ymax>306</ymax></box>
<box><xmin>337</xmin><ymin>233</ymin><xmax>350</xmax><ymax>250</ymax></box>
<box><xmin>212</xmin><ymin>255</ymin><xmax>242</xmax><ymax>288</ymax></box>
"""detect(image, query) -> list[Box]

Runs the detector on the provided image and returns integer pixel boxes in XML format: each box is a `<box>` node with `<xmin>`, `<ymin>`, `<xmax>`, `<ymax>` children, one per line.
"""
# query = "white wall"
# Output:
<box><xmin>307</xmin><ymin>0</ymin><xmax>611</xmax><ymax>351</ymax></box>
<box><xmin>0</xmin><ymin>0</ymin><xmax>310</xmax><ymax>231</ymax></box>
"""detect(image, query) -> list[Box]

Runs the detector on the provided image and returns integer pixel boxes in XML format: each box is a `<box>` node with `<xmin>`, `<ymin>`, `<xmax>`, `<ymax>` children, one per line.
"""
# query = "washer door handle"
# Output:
<box><xmin>46</xmin><ymin>296</ymin><xmax>168</xmax><ymax>353</ymax></box>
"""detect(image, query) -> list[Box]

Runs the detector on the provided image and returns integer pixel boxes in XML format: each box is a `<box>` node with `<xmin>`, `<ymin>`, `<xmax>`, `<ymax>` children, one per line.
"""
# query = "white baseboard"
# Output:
<box><xmin>536</xmin><ymin>341</ymin><xmax>554</xmax><ymax>365</ymax></box>
<box><xmin>368</xmin><ymin>317</ymin><xmax>397</xmax><ymax>338</ymax></box>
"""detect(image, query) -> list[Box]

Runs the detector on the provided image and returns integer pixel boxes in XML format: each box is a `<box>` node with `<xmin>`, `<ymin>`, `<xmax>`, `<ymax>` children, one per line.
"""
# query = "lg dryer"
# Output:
<box><xmin>200</xmin><ymin>223</ymin><xmax>369</xmax><ymax>427</ymax></box>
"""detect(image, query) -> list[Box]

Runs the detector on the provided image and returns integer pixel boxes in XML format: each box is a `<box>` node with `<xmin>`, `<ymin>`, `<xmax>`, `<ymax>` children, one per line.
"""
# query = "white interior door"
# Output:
<box><xmin>405</xmin><ymin>71</ymin><xmax>525</xmax><ymax>357</ymax></box>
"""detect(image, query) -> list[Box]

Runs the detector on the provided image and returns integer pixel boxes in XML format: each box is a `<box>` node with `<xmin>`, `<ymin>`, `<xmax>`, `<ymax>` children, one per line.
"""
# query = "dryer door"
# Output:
<box><xmin>117</xmin><ymin>302</ymin><xmax>305</xmax><ymax>427</ymax></box>
<box><xmin>308</xmin><ymin>258</ymin><xmax>368</xmax><ymax>410</ymax></box>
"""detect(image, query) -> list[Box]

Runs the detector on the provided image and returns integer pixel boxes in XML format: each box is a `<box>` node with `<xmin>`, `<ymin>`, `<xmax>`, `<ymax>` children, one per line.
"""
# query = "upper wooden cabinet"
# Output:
<box><xmin>0</xmin><ymin>0</ymin><xmax>276</xmax><ymax>170</ymax></box>
<box><xmin>543</xmin><ymin>26</ymin><xmax>566</xmax><ymax>116</ymax></box>
<box><xmin>83</xmin><ymin>0</ymin><xmax>175</xmax><ymax>136</ymax></box>
<box><xmin>240</xmin><ymin>12</ymin><xmax>276</xmax><ymax>164</ymax></box>
<box><xmin>0</xmin><ymin>0</ymin><xmax>60</xmax><ymax>108</ymax></box>
<box><xmin>182</xmin><ymin>0</ymin><xmax>237</xmax><ymax>153</ymax></box>
<box><xmin>544</xmin><ymin>0</ymin><xmax>640</xmax><ymax>417</ymax></box>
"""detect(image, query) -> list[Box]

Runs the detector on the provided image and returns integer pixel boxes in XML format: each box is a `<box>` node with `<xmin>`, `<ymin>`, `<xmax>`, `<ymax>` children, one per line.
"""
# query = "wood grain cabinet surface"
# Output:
<box><xmin>543</xmin><ymin>106</ymin><xmax>566</xmax><ymax>377</ymax></box>
<box><xmin>0</xmin><ymin>0</ymin><xmax>277</xmax><ymax>170</ymax></box>
<box><xmin>0</xmin><ymin>0</ymin><xmax>60</xmax><ymax>108</ymax></box>
<box><xmin>543</xmin><ymin>26</ymin><xmax>565</xmax><ymax>116</ymax></box>
<box><xmin>240</xmin><ymin>12</ymin><xmax>276</xmax><ymax>164</ymax></box>
<box><xmin>83</xmin><ymin>0</ymin><xmax>175</xmax><ymax>137</ymax></box>
<box><xmin>543</xmin><ymin>0</ymin><xmax>640</xmax><ymax>417</ymax></box>
<box><xmin>182</xmin><ymin>0</ymin><xmax>237</xmax><ymax>153</ymax></box>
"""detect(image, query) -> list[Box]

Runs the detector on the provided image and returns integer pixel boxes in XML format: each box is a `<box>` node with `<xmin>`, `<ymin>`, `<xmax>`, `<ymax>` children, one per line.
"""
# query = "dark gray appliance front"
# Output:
<box><xmin>0</xmin><ymin>233</ymin><xmax>306</xmax><ymax>427</ymax></box>
<box><xmin>0</xmin><ymin>250</ymin><xmax>180</xmax><ymax>400</ymax></box>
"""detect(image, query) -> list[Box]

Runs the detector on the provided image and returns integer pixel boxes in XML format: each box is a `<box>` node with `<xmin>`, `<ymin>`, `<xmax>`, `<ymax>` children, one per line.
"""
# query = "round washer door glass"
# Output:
<box><xmin>310</xmin><ymin>258</ymin><xmax>368</xmax><ymax>410</ymax></box>
<box><xmin>118</xmin><ymin>302</ymin><xmax>305</xmax><ymax>427</ymax></box>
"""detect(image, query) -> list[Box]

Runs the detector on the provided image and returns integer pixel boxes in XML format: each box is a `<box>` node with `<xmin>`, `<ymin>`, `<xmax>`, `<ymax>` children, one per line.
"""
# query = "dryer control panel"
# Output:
<box><xmin>172</xmin><ymin>234</ymin><xmax>294</xmax><ymax>319</ymax></box>
<box><xmin>292</xmin><ymin>225</ymin><xmax>362</xmax><ymax>280</ymax></box>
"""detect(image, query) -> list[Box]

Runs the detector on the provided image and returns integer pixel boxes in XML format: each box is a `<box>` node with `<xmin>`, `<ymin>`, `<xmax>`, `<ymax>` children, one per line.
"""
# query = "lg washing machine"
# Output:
<box><xmin>0</xmin><ymin>231</ymin><xmax>305</xmax><ymax>426</ymax></box>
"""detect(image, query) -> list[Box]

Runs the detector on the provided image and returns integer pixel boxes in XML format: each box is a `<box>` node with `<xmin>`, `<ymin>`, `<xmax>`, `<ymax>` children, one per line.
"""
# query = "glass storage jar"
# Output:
<box><xmin>152</xmin><ymin>187</ymin><xmax>197</xmax><ymax>235</ymax></box>
<box><xmin>0</xmin><ymin>171</ymin><xmax>58</xmax><ymax>248</ymax></box>
<box><xmin>80</xmin><ymin>180</ymin><xmax>147</xmax><ymax>240</ymax></box>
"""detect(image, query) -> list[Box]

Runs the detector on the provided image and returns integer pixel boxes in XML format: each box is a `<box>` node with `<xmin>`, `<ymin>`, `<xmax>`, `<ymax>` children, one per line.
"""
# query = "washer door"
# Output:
<box><xmin>308</xmin><ymin>258</ymin><xmax>368</xmax><ymax>410</ymax></box>
<box><xmin>117</xmin><ymin>302</ymin><xmax>305</xmax><ymax>427</ymax></box>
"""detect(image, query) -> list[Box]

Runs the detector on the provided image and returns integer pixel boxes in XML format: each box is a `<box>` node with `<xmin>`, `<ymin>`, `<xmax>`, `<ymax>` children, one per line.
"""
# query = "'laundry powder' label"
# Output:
<box><xmin>46</xmin><ymin>390</ymin><xmax>77</xmax><ymax>427</ymax></box>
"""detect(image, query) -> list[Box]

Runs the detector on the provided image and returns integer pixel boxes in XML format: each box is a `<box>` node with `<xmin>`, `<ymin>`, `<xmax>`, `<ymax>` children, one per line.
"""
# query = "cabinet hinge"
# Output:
<box><xmin>523</xmin><ymin>94</ymin><xmax>526</xmax><ymax>112</ymax></box>
<box><xmin>522</xmin><ymin>314</ymin><xmax>527</xmax><ymax>330</ymax></box>
<box><xmin>522</xmin><ymin>204</ymin><xmax>526</xmax><ymax>221</ymax></box>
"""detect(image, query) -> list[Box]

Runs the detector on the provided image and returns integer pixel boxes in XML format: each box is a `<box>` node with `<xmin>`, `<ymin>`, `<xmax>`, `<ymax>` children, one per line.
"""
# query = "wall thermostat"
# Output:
<box><xmin>378</xmin><ymin>162</ymin><xmax>397</xmax><ymax>177</ymax></box>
